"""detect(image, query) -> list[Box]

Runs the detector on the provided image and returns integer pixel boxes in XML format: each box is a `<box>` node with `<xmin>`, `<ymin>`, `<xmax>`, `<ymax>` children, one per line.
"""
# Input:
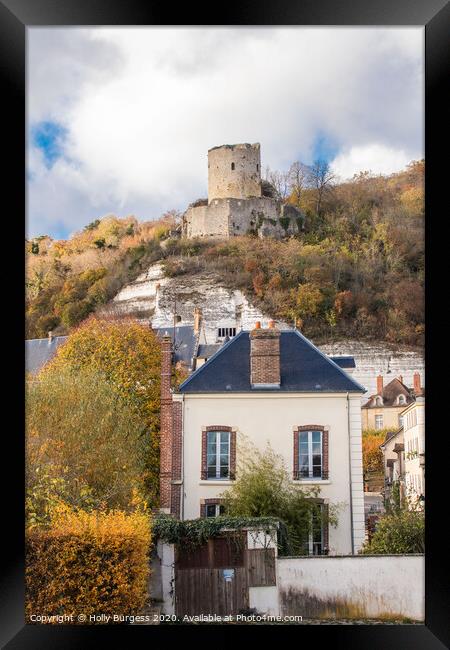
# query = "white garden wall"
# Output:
<box><xmin>277</xmin><ymin>555</ymin><xmax>424</xmax><ymax>621</ymax></box>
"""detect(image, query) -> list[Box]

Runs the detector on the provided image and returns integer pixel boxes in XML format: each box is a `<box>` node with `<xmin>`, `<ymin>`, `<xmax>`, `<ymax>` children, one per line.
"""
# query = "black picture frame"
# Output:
<box><xmin>1</xmin><ymin>0</ymin><xmax>448</xmax><ymax>647</ymax></box>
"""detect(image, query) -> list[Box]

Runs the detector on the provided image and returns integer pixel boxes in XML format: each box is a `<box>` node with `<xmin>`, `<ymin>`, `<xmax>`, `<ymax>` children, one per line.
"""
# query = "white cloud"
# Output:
<box><xmin>27</xmin><ymin>27</ymin><xmax>424</xmax><ymax>238</ymax></box>
<box><xmin>330</xmin><ymin>143</ymin><xmax>414</xmax><ymax>180</ymax></box>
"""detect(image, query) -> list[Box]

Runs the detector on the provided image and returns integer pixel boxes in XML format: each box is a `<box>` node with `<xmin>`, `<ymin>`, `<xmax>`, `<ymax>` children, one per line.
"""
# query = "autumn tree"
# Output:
<box><xmin>43</xmin><ymin>317</ymin><xmax>164</xmax><ymax>507</ymax></box>
<box><xmin>26</xmin><ymin>368</ymin><xmax>147</xmax><ymax>524</ymax></box>
<box><xmin>308</xmin><ymin>159</ymin><xmax>335</xmax><ymax>215</ymax></box>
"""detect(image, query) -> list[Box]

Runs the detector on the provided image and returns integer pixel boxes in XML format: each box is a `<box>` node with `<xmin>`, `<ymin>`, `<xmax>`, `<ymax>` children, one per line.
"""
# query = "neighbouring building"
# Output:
<box><xmin>182</xmin><ymin>143</ymin><xmax>304</xmax><ymax>239</ymax></box>
<box><xmin>159</xmin><ymin>321</ymin><xmax>367</xmax><ymax>555</ymax></box>
<box><xmin>379</xmin><ymin>373</ymin><xmax>425</xmax><ymax>508</ymax></box>
<box><xmin>361</xmin><ymin>374</ymin><xmax>419</xmax><ymax>431</ymax></box>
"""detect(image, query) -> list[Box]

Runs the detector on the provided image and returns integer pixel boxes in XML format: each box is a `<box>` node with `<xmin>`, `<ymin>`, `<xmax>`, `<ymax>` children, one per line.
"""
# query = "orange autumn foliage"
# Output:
<box><xmin>26</xmin><ymin>503</ymin><xmax>152</xmax><ymax>623</ymax></box>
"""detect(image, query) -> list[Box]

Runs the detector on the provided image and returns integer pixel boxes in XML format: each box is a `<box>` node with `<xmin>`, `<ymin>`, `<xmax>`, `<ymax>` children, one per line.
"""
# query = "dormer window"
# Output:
<box><xmin>375</xmin><ymin>396</ymin><xmax>383</xmax><ymax>406</ymax></box>
<box><xmin>398</xmin><ymin>394</ymin><xmax>406</xmax><ymax>405</ymax></box>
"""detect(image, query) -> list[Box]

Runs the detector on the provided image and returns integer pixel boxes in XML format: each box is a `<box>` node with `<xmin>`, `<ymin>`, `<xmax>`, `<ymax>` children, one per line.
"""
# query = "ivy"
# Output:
<box><xmin>153</xmin><ymin>514</ymin><xmax>288</xmax><ymax>552</ymax></box>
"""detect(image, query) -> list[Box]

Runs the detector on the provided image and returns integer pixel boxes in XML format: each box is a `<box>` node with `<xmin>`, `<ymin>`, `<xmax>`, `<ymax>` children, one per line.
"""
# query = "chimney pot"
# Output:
<box><xmin>376</xmin><ymin>375</ymin><xmax>383</xmax><ymax>395</ymax></box>
<box><xmin>268</xmin><ymin>320</ymin><xmax>276</xmax><ymax>329</ymax></box>
<box><xmin>254</xmin><ymin>321</ymin><xmax>261</xmax><ymax>329</ymax></box>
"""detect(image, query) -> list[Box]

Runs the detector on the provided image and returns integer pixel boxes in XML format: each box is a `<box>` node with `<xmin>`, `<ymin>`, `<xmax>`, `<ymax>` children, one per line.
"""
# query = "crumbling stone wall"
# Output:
<box><xmin>183</xmin><ymin>197</ymin><xmax>303</xmax><ymax>239</ymax></box>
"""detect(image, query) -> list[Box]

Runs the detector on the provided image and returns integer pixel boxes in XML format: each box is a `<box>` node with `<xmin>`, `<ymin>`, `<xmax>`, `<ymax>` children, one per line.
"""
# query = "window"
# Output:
<box><xmin>217</xmin><ymin>327</ymin><xmax>237</xmax><ymax>339</ymax></box>
<box><xmin>399</xmin><ymin>415</ymin><xmax>404</xmax><ymax>428</ymax></box>
<box><xmin>303</xmin><ymin>504</ymin><xmax>327</xmax><ymax>555</ymax></box>
<box><xmin>375</xmin><ymin>396</ymin><xmax>383</xmax><ymax>406</ymax></box>
<box><xmin>231</xmin><ymin>162</ymin><xmax>235</xmax><ymax>170</ymax></box>
<box><xmin>207</xmin><ymin>430</ymin><xmax>230</xmax><ymax>479</ymax></box>
<box><xmin>256</xmin><ymin>164</ymin><xmax>259</xmax><ymax>172</ymax></box>
<box><xmin>205</xmin><ymin>503</ymin><xmax>226</xmax><ymax>518</ymax></box>
<box><xmin>299</xmin><ymin>430</ymin><xmax>323</xmax><ymax>479</ymax></box>
<box><xmin>398</xmin><ymin>395</ymin><xmax>406</xmax><ymax>405</ymax></box>
<box><xmin>375</xmin><ymin>414</ymin><xmax>384</xmax><ymax>430</ymax></box>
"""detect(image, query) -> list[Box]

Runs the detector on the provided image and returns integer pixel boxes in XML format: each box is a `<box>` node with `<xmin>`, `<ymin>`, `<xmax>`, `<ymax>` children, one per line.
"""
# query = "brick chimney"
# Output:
<box><xmin>413</xmin><ymin>372</ymin><xmax>422</xmax><ymax>395</ymax></box>
<box><xmin>250</xmin><ymin>320</ymin><xmax>280</xmax><ymax>388</ymax></box>
<box><xmin>160</xmin><ymin>334</ymin><xmax>173</xmax><ymax>512</ymax></box>
<box><xmin>376</xmin><ymin>375</ymin><xmax>383</xmax><ymax>395</ymax></box>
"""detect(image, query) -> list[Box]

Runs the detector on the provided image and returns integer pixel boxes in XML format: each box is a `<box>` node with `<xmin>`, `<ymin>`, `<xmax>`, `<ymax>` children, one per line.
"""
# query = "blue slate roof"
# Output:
<box><xmin>179</xmin><ymin>330</ymin><xmax>365</xmax><ymax>394</ymax></box>
<box><xmin>155</xmin><ymin>326</ymin><xmax>197</xmax><ymax>369</ymax></box>
<box><xmin>329</xmin><ymin>356</ymin><xmax>356</xmax><ymax>369</ymax></box>
<box><xmin>25</xmin><ymin>336</ymin><xmax>68</xmax><ymax>374</ymax></box>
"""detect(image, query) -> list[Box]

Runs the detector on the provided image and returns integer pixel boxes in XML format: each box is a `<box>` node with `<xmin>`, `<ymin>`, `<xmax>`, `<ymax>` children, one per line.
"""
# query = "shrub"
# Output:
<box><xmin>360</xmin><ymin>509</ymin><xmax>424</xmax><ymax>554</ymax></box>
<box><xmin>26</xmin><ymin>505</ymin><xmax>151</xmax><ymax>622</ymax></box>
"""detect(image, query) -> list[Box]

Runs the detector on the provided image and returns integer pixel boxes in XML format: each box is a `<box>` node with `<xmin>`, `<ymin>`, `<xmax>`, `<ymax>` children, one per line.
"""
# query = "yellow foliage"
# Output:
<box><xmin>43</xmin><ymin>317</ymin><xmax>163</xmax><ymax>507</ymax></box>
<box><xmin>26</xmin><ymin>505</ymin><xmax>152</xmax><ymax>623</ymax></box>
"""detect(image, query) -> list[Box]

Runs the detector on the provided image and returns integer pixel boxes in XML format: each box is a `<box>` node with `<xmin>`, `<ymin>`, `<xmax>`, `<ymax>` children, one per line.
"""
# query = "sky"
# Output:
<box><xmin>27</xmin><ymin>27</ymin><xmax>424</xmax><ymax>239</ymax></box>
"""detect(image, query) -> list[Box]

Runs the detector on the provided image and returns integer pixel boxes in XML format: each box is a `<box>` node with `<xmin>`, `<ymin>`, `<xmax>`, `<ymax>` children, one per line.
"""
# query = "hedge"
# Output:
<box><xmin>26</xmin><ymin>505</ymin><xmax>151</xmax><ymax>623</ymax></box>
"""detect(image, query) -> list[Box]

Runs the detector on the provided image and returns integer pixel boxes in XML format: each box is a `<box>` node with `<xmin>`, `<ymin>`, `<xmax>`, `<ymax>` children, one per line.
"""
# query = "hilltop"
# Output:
<box><xmin>26</xmin><ymin>161</ymin><xmax>424</xmax><ymax>346</ymax></box>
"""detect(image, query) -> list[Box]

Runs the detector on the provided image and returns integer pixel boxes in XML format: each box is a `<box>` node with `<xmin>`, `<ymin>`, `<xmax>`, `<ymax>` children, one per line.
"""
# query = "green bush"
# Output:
<box><xmin>360</xmin><ymin>510</ymin><xmax>424</xmax><ymax>554</ymax></box>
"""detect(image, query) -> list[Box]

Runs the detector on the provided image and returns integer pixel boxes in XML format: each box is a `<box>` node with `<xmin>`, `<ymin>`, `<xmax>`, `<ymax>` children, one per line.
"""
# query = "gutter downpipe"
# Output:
<box><xmin>180</xmin><ymin>393</ymin><xmax>185</xmax><ymax>521</ymax></box>
<box><xmin>347</xmin><ymin>391</ymin><xmax>355</xmax><ymax>555</ymax></box>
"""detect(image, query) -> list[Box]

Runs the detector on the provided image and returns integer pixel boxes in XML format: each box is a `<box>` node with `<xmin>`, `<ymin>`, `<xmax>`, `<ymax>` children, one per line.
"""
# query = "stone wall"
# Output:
<box><xmin>183</xmin><ymin>196</ymin><xmax>302</xmax><ymax>239</ymax></box>
<box><xmin>277</xmin><ymin>555</ymin><xmax>424</xmax><ymax>620</ymax></box>
<box><xmin>208</xmin><ymin>143</ymin><xmax>261</xmax><ymax>201</ymax></box>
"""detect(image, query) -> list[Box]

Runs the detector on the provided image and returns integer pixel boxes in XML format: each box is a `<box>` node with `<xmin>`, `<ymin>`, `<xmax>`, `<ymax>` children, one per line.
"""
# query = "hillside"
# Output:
<box><xmin>26</xmin><ymin>161</ymin><xmax>424</xmax><ymax>346</ymax></box>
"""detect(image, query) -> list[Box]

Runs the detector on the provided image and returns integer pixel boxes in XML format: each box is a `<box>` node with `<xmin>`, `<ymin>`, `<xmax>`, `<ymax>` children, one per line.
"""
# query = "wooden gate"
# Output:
<box><xmin>174</xmin><ymin>533</ymin><xmax>276</xmax><ymax>617</ymax></box>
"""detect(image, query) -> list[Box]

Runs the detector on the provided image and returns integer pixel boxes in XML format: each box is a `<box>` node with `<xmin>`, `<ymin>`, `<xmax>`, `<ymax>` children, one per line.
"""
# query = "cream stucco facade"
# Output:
<box><xmin>402</xmin><ymin>398</ymin><xmax>425</xmax><ymax>504</ymax></box>
<box><xmin>173</xmin><ymin>391</ymin><xmax>365</xmax><ymax>555</ymax></box>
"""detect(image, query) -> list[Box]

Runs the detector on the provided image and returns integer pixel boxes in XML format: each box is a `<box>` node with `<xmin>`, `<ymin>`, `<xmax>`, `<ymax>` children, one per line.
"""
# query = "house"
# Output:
<box><xmin>380</xmin><ymin>427</ymin><xmax>405</xmax><ymax>505</ymax></box>
<box><xmin>379</xmin><ymin>374</ymin><xmax>425</xmax><ymax>508</ymax></box>
<box><xmin>361</xmin><ymin>374</ymin><xmax>419</xmax><ymax>431</ymax></box>
<box><xmin>159</xmin><ymin>320</ymin><xmax>367</xmax><ymax>555</ymax></box>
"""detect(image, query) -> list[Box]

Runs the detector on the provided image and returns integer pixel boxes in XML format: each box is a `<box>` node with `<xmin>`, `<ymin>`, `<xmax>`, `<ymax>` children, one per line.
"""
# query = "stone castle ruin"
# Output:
<box><xmin>182</xmin><ymin>143</ymin><xmax>304</xmax><ymax>239</ymax></box>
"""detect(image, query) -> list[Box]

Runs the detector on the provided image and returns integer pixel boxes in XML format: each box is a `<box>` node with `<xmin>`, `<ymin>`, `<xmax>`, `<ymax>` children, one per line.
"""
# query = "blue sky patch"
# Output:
<box><xmin>311</xmin><ymin>132</ymin><xmax>340</xmax><ymax>164</ymax></box>
<box><xmin>31</xmin><ymin>121</ymin><xmax>68</xmax><ymax>168</ymax></box>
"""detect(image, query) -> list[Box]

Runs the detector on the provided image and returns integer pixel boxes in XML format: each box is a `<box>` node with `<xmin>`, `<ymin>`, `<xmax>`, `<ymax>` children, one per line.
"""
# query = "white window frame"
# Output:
<box><xmin>206</xmin><ymin>430</ymin><xmax>230</xmax><ymax>480</ymax></box>
<box><xmin>299</xmin><ymin>430</ymin><xmax>323</xmax><ymax>479</ymax></box>
<box><xmin>306</xmin><ymin>505</ymin><xmax>324</xmax><ymax>555</ymax></box>
<box><xmin>205</xmin><ymin>503</ymin><xmax>225</xmax><ymax>518</ymax></box>
<box><xmin>375</xmin><ymin>414</ymin><xmax>384</xmax><ymax>430</ymax></box>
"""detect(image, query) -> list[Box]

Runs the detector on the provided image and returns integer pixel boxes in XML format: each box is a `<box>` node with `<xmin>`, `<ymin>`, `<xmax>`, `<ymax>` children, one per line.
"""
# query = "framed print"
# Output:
<box><xmin>1</xmin><ymin>0</ymin><xmax>448</xmax><ymax>647</ymax></box>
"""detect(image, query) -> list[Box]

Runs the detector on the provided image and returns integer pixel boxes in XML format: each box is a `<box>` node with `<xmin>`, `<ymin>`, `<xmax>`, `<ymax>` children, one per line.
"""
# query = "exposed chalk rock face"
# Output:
<box><xmin>320</xmin><ymin>340</ymin><xmax>425</xmax><ymax>404</ymax></box>
<box><xmin>110</xmin><ymin>262</ymin><xmax>425</xmax><ymax>400</ymax></box>
<box><xmin>110</xmin><ymin>262</ymin><xmax>290</xmax><ymax>343</ymax></box>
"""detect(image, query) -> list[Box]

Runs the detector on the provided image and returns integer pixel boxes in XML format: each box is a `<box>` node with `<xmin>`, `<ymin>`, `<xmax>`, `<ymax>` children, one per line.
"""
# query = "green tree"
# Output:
<box><xmin>221</xmin><ymin>442</ymin><xmax>337</xmax><ymax>555</ymax></box>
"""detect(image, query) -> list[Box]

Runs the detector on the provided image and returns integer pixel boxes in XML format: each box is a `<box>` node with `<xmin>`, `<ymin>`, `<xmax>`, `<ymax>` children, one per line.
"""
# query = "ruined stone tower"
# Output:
<box><xmin>208</xmin><ymin>143</ymin><xmax>262</xmax><ymax>202</ymax></box>
<box><xmin>183</xmin><ymin>142</ymin><xmax>304</xmax><ymax>239</ymax></box>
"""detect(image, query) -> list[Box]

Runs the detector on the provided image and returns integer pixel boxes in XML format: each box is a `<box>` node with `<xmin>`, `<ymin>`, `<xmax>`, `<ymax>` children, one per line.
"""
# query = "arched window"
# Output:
<box><xmin>398</xmin><ymin>394</ymin><xmax>406</xmax><ymax>405</ymax></box>
<box><xmin>231</xmin><ymin>162</ymin><xmax>235</xmax><ymax>170</ymax></box>
<box><xmin>375</xmin><ymin>396</ymin><xmax>383</xmax><ymax>406</ymax></box>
